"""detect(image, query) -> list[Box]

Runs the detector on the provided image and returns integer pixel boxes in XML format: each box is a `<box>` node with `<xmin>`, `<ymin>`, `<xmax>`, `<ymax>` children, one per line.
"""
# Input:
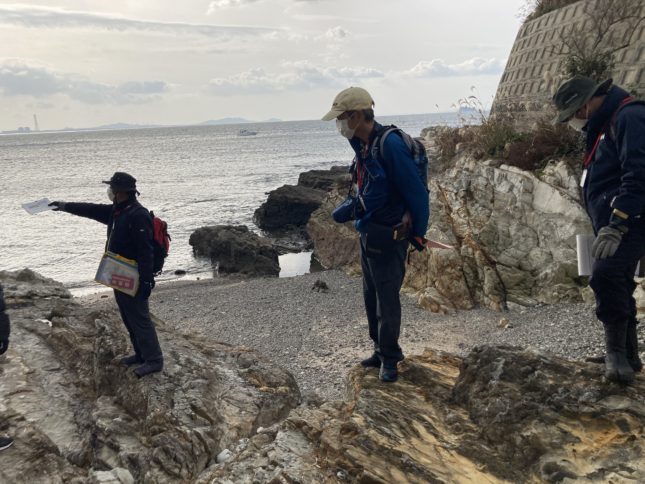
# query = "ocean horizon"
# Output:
<box><xmin>0</xmin><ymin>112</ymin><xmax>462</xmax><ymax>291</ymax></box>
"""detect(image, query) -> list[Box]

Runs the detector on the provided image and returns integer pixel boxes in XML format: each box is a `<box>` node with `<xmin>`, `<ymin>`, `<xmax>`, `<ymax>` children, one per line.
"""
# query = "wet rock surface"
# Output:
<box><xmin>203</xmin><ymin>347</ymin><xmax>645</xmax><ymax>483</ymax></box>
<box><xmin>189</xmin><ymin>225</ymin><xmax>280</xmax><ymax>276</ymax></box>
<box><xmin>0</xmin><ymin>270</ymin><xmax>300</xmax><ymax>483</ymax></box>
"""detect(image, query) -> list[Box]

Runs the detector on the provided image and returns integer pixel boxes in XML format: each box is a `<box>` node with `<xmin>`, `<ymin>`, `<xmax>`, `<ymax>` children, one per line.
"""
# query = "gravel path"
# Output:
<box><xmin>80</xmin><ymin>270</ymin><xmax>643</xmax><ymax>401</ymax></box>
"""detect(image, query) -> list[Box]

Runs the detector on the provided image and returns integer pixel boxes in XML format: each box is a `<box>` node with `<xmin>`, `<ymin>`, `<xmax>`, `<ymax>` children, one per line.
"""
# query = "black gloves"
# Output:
<box><xmin>48</xmin><ymin>201</ymin><xmax>66</xmax><ymax>211</ymax></box>
<box><xmin>409</xmin><ymin>236</ymin><xmax>428</xmax><ymax>252</ymax></box>
<box><xmin>138</xmin><ymin>281</ymin><xmax>155</xmax><ymax>300</ymax></box>
<box><xmin>0</xmin><ymin>339</ymin><xmax>8</xmax><ymax>355</ymax></box>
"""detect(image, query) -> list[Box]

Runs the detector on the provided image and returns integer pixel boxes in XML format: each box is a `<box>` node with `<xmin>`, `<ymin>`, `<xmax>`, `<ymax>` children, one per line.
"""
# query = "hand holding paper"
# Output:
<box><xmin>22</xmin><ymin>198</ymin><xmax>54</xmax><ymax>215</ymax></box>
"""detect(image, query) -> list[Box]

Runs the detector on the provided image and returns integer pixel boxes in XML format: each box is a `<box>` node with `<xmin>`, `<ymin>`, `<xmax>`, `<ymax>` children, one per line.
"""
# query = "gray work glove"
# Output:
<box><xmin>591</xmin><ymin>225</ymin><xmax>627</xmax><ymax>260</ymax></box>
<box><xmin>48</xmin><ymin>201</ymin><xmax>66</xmax><ymax>211</ymax></box>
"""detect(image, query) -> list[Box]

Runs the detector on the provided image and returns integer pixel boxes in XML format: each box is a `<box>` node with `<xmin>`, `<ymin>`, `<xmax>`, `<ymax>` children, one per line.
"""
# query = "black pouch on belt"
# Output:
<box><xmin>363</xmin><ymin>222</ymin><xmax>399</xmax><ymax>258</ymax></box>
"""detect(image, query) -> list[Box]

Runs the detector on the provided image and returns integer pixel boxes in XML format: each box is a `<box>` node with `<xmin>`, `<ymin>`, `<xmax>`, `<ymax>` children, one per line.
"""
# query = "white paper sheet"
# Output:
<box><xmin>22</xmin><ymin>198</ymin><xmax>54</xmax><ymax>215</ymax></box>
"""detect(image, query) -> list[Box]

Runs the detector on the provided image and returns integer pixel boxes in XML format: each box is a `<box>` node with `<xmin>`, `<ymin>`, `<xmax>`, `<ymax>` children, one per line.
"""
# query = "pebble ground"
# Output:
<box><xmin>82</xmin><ymin>270</ymin><xmax>643</xmax><ymax>400</ymax></box>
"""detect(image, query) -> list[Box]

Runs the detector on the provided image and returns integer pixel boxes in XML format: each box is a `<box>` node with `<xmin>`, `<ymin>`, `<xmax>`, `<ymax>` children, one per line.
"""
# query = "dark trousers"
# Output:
<box><xmin>114</xmin><ymin>290</ymin><xmax>163</xmax><ymax>363</ymax></box>
<box><xmin>360</xmin><ymin>235</ymin><xmax>408</xmax><ymax>368</ymax></box>
<box><xmin>590</xmin><ymin>219</ymin><xmax>645</xmax><ymax>326</ymax></box>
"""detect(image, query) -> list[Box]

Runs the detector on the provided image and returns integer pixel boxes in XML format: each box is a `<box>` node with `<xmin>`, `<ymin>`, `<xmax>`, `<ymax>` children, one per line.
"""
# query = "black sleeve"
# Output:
<box><xmin>132</xmin><ymin>210</ymin><xmax>155</xmax><ymax>283</ymax></box>
<box><xmin>64</xmin><ymin>202</ymin><xmax>113</xmax><ymax>225</ymax></box>
<box><xmin>0</xmin><ymin>284</ymin><xmax>10</xmax><ymax>341</ymax></box>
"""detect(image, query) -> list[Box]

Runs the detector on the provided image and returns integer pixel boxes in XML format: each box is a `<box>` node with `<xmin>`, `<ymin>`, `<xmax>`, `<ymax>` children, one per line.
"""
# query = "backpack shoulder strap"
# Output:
<box><xmin>609</xmin><ymin>98</ymin><xmax>644</xmax><ymax>140</ymax></box>
<box><xmin>377</xmin><ymin>126</ymin><xmax>402</xmax><ymax>158</ymax></box>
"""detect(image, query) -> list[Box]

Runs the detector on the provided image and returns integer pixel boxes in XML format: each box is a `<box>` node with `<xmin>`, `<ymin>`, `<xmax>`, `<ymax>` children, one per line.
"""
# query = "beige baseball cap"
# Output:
<box><xmin>321</xmin><ymin>87</ymin><xmax>375</xmax><ymax>121</ymax></box>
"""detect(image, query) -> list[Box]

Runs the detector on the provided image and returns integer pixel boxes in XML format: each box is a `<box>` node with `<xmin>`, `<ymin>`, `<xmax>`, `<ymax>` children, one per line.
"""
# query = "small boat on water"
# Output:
<box><xmin>238</xmin><ymin>129</ymin><xmax>258</xmax><ymax>136</ymax></box>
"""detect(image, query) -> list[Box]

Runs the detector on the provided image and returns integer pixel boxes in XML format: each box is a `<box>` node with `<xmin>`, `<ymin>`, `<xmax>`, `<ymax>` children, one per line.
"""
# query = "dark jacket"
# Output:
<box><xmin>64</xmin><ymin>196</ymin><xmax>155</xmax><ymax>283</ymax></box>
<box><xmin>349</xmin><ymin>122</ymin><xmax>430</xmax><ymax>237</ymax></box>
<box><xmin>0</xmin><ymin>283</ymin><xmax>9</xmax><ymax>342</ymax></box>
<box><xmin>584</xmin><ymin>86</ymin><xmax>645</xmax><ymax>232</ymax></box>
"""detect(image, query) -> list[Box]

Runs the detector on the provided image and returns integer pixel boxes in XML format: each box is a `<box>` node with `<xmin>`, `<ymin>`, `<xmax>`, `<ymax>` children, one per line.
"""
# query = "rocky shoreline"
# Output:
<box><xmin>2</xmin><ymin>269</ymin><xmax>644</xmax><ymax>483</ymax></box>
<box><xmin>187</xmin><ymin>166</ymin><xmax>348</xmax><ymax>278</ymax></box>
<box><xmin>3</xmin><ymin>130</ymin><xmax>645</xmax><ymax>483</ymax></box>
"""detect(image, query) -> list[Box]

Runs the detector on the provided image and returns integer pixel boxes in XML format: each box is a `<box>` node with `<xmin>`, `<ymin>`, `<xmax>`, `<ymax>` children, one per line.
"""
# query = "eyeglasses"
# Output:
<box><xmin>337</xmin><ymin>111</ymin><xmax>356</xmax><ymax>121</ymax></box>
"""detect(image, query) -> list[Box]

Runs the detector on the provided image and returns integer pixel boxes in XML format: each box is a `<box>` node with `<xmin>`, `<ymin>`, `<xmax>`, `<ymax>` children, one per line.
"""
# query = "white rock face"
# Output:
<box><xmin>309</xmin><ymin>152</ymin><xmax>592</xmax><ymax>312</ymax></box>
<box><xmin>217</xmin><ymin>449</ymin><xmax>233</xmax><ymax>464</ymax></box>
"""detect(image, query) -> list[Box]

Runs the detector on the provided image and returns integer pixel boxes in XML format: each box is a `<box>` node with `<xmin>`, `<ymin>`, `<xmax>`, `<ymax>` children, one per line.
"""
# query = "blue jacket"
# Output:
<box><xmin>584</xmin><ymin>86</ymin><xmax>645</xmax><ymax>232</ymax></box>
<box><xmin>349</xmin><ymin>122</ymin><xmax>430</xmax><ymax>237</ymax></box>
<box><xmin>64</xmin><ymin>196</ymin><xmax>155</xmax><ymax>284</ymax></box>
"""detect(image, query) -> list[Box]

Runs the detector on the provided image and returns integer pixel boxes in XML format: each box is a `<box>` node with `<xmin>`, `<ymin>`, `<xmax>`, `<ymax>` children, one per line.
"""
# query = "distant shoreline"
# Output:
<box><xmin>1</xmin><ymin>111</ymin><xmax>460</xmax><ymax>136</ymax></box>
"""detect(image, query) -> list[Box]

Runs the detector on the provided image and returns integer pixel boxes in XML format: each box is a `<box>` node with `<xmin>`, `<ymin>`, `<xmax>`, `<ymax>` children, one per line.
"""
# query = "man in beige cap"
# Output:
<box><xmin>322</xmin><ymin>87</ymin><xmax>430</xmax><ymax>382</ymax></box>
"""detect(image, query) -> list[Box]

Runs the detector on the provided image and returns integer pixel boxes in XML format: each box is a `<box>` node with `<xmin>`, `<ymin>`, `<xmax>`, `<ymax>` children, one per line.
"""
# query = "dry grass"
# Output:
<box><xmin>432</xmin><ymin>114</ymin><xmax>584</xmax><ymax>173</ymax></box>
<box><xmin>504</xmin><ymin>116</ymin><xmax>584</xmax><ymax>171</ymax></box>
<box><xmin>524</xmin><ymin>0</ymin><xmax>580</xmax><ymax>21</ymax></box>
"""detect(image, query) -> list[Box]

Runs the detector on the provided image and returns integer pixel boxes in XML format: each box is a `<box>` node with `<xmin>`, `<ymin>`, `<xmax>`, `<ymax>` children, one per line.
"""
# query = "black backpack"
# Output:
<box><xmin>370</xmin><ymin>125</ymin><xmax>429</xmax><ymax>191</ymax></box>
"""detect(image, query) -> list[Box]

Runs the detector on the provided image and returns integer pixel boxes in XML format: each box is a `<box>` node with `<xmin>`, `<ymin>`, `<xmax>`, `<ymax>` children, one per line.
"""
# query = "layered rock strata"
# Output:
<box><xmin>0</xmin><ymin>269</ymin><xmax>300</xmax><ymax>483</ymax></box>
<box><xmin>201</xmin><ymin>346</ymin><xmax>645</xmax><ymax>483</ymax></box>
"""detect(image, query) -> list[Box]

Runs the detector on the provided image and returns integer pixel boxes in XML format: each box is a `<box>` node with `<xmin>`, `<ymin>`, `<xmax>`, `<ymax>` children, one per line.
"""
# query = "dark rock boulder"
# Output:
<box><xmin>254</xmin><ymin>166</ymin><xmax>350</xmax><ymax>233</ymax></box>
<box><xmin>253</xmin><ymin>185</ymin><xmax>326</xmax><ymax>231</ymax></box>
<box><xmin>297</xmin><ymin>166</ymin><xmax>349</xmax><ymax>191</ymax></box>
<box><xmin>189</xmin><ymin>225</ymin><xmax>280</xmax><ymax>277</ymax></box>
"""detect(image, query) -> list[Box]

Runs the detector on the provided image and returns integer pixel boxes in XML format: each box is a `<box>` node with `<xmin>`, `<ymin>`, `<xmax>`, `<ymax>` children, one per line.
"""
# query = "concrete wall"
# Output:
<box><xmin>492</xmin><ymin>0</ymin><xmax>645</xmax><ymax>126</ymax></box>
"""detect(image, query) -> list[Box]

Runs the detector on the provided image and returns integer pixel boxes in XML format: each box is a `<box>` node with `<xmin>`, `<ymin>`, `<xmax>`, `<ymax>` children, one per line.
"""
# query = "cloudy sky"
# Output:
<box><xmin>0</xmin><ymin>0</ymin><xmax>526</xmax><ymax>130</ymax></box>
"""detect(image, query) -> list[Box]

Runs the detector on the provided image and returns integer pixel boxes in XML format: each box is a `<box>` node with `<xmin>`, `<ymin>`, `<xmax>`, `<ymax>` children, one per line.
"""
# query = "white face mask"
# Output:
<box><xmin>336</xmin><ymin>117</ymin><xmax>356</xmax><ymax>139</ymax></box>
<box><xmin>107</xmin><ymin>186</ymin><xmax>115</xmax><ymax>202</ymax></box>
<box><xmin>567</xmin><ymin>117</ymin><xmax>588</xmax><ymax>132</ymax></box>
<box><xmin>567</xmin><ymin>104</ymin><xmax>589</xmax><ymax>132</ymax></box>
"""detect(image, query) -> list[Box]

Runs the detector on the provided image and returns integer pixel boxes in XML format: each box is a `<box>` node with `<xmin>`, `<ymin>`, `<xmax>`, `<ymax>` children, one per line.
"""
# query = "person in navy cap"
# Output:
<box><xmin>50</xmin><ymin>172</ymin><xmax>163</xmax><ymax>378</ymax></box>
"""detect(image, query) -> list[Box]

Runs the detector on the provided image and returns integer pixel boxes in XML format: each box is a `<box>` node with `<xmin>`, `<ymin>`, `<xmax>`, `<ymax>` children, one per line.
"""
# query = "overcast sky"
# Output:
<box><xmin>0</xmin><ymin>0</ymin><xmax>526</xmax><ymax>130</ymax></box>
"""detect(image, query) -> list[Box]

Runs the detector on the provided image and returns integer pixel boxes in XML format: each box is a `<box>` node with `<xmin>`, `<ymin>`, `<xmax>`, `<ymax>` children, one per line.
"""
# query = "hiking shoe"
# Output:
<box><xmin>0</xmin><ymin>437</ymin><xmax>14</xmax><ymax>451</ymax></box>
<box><xmin>586</xmin><ymin>354</ymin><xmax>642</xmax><ymax>372</ymax></box>
<box><xmin>379</xmin><ymin>365</ymin><xmax>398</xmax><ymax>383</ymax></box>
<box><xmin>120</xmin><ymin>354</ymin><xmax>143</xmax><ymax>367</ymax></box>
<box><xmin>361</xmin><ymin>354</ymin><xmax>381</xmax><ymax>368</ymax></box>
<box><xmin>134</xmin><ymin>360</ymin><xmax>163</xmax><ymax>378</ymax></box>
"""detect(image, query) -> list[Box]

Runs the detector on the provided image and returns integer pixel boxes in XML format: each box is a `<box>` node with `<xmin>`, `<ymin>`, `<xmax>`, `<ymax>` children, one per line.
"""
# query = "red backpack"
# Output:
<box><xmin>150</xmin><ymin>212</ymin><xmax>171</xmax><ymax>275</ymax></box>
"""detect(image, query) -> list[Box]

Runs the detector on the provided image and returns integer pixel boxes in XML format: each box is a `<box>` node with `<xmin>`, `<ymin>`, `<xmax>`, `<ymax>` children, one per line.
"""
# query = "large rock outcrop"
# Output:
<box><xmin>3</xmin><ymin>270</ymin><xmax>644</xmax><ymax>483</ymax></box>
<box><xmin>308</xmin><ymin>133</ymin><xmax>591</xmax><ymax>311</ymax></box>
<box><xmin>189</xmin><ymin>225</ymin><xmax>280</xmax><ymax>276</ymax></box>
<box><xmin>0</xmin><ymin>269</ymin><xmax>300</xmax><ymax>483</ymax></box>
<box><xmin>254</xmin><ymin>185</ymin><xmax>326</xmax><ymax>231</ymax></box>
<box><xmin>200</xmin><ymin>346</ymin><xmax>645</xmax><ymax>483</ymax></box>
<box><xmin>297</xmin><ymin>166</ymin><xmax>349</xmax><ymax>192</ymax></box>
<box><xmin>254</xmin><ymin>167</ymin><xmax>349</xmax><ymax>232</ymax></box>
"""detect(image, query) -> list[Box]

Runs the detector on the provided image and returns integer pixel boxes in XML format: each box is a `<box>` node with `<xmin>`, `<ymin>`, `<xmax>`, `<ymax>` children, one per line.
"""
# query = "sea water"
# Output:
<box><xmin>0</xmin><ymin>113</ymin><xmax>459</xmax><ymax>290</ymax></box>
